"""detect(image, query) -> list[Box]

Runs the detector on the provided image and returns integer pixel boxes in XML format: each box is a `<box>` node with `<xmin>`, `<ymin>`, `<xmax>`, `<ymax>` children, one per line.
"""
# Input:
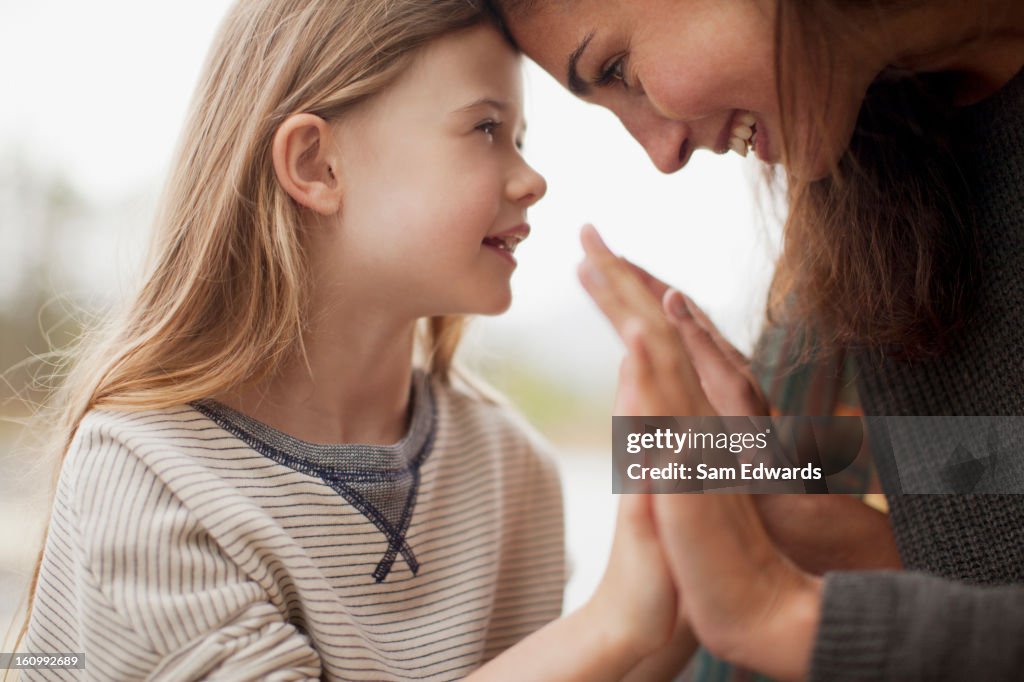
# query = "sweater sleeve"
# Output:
<box><xmin>28</xmin><ymin>421</ymin><xmax>322</xmax><ymax>681</ymax></box>
<box><xmin>809</xmin><ymin>570</ymin><xmax>1024</xmax><ymax>681</ymax></box>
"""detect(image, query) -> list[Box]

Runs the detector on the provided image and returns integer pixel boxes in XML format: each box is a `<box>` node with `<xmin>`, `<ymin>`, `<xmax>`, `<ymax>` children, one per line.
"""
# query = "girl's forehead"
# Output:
<box><xmin>395</xmin><ymin>24</ymin><xmax>525</xmax><ymax>108</ymax></box>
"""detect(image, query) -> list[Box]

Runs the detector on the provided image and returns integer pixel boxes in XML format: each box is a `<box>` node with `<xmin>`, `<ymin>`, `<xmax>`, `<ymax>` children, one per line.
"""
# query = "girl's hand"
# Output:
<box><xmin>586</xmin><ymin>492</ymin><xmax>681</xmax><ymax>664</ymax></box>
<box><xmin>469</xmin><ymin>481</ymin><xmax>687</xmax><ymax>681</ymax></box>
<box><xmin>578</xmin><ymin>224</ymin><xmax>768</xmax><ymax>417</ymax></box>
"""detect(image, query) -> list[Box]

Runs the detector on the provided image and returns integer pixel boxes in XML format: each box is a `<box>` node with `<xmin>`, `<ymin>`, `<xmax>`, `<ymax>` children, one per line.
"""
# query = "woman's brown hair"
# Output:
<box><xmin>770</xmin><ymin>0</ymin><xmax>979</xmax><ymax>361</ymax></box>
<box><xmin>489</xmin><ymin>0</ymin><xmax>981</xmax><ymax>361</ymax></box>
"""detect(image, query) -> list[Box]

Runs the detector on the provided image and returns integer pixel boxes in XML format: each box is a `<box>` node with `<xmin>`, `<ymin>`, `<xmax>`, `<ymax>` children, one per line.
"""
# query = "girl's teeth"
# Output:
<box><xmin>486</xmin><ymin>236</ymin><xmax>521</xmax><ymax>253</ymax></box>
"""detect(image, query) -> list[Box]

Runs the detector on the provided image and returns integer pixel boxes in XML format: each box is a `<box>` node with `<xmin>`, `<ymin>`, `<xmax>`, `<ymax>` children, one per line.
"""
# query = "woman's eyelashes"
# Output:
<box><xmin>597</xmin><ymin>53</ymin><xmax>630</xmax><ymax>90</ymax></box>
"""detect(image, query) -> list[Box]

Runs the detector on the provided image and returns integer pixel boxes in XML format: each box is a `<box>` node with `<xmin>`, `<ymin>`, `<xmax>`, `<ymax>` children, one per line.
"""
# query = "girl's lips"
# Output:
<box><xmin>482</xmin><ymin>223</ymin><xmax>529</xmax><ymax>266</ymax></box>
<box><xmin>483</xmin><ymin>241</ymin><xmax>518</xmax><ymax>266</ymax></box>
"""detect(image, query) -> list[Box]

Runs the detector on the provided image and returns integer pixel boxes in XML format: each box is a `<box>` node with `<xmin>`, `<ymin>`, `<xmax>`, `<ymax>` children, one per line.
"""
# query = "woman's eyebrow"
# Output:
<box><xmin>567</xmin><ymin>31</ymin><xmax>596</xmax><ymax>96</ymax></box>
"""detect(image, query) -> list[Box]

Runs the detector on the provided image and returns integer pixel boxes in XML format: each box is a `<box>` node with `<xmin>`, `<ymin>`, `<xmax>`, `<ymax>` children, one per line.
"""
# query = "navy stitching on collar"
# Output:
<box><xmin>190</xmin><ymin>376</ymin><xmax>436</xmax><ymax>583</ymax></box>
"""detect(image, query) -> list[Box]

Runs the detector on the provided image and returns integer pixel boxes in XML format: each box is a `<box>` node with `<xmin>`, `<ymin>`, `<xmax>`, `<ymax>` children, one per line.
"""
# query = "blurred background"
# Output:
<box><xmin>0</xmin><ymin>1</ymin><xmax>783</xmax><ymax>639</ymax></box>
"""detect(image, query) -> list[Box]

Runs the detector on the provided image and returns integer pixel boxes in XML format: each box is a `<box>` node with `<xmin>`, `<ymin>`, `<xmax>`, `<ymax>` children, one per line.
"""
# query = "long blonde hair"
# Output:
<box><xmin>64</xmin><ymin>0</ymin><xmax>486</xmax><ymax>441</ymax></box>
<box><xmin>13</xmin><ymin>0</ymin><xmax>488</xmax><ymax>656</ymax></box>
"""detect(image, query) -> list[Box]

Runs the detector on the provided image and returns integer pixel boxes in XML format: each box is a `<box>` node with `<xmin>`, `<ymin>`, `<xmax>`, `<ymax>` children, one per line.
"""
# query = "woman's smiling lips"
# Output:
<box><xmin>482</xmin><ymin>223</ymin><xmax>530</xmax><ymax>265</ymax></box>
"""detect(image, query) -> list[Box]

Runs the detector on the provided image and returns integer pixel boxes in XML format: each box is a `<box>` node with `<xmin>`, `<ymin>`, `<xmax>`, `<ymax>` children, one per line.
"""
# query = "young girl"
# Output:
<box><xmin>20</xmin><ymin>1</ymin><xmax>684</xmax><ymax>679</ymax></box>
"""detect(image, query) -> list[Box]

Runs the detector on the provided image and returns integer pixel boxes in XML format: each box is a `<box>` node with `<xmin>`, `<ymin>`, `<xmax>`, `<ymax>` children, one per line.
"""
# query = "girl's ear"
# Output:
<box><xmin>272</xmin><ymin>113</ymin><xmax>343</xmax><ymax>215</ymax></box>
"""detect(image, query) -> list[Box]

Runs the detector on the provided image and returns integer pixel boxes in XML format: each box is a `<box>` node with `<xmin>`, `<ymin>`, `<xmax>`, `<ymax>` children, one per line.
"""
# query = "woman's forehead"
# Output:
<box><xmin>501</xmin><ymin>0</ymin><xmax>616</xmax><ymax>87</ymax></box>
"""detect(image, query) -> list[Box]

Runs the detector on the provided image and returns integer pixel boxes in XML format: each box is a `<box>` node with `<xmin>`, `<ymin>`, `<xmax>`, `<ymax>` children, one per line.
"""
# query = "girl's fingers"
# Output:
<box><xmin>614</xmin><ymin>351</ymin><xmax>641</xmax><ymax>416</ymax></box>
<box><xmin>626</xmin><ymin>318</ymin><xmax>710</xmax><ymax>416</ymax></box>
<box><xmin>622</xmin><ymin>258</ymin><xmax>672</xmax><ymax>301</ymax></box>
<box><xmin>580</xmin><ymin>223</ymin><xmax>613</xmax><ymax>256</ymax></box>
<box><xmin>578</xmin><ymin>254</ymin><xmax>664</xmax><ymax>328</ymax></box>
<box><xmin>663</xmin><ymin>290</ymin><xmax>768</xmax><ymax>416</ymax></box>
<box><xmin>619</xmin><ymin>324</ymin><xmax>664</xmax><ymax>415</ymax></box>
<box><xmin>580</xmin><ymin>225</ymin><xmax>713</xmax><ymax>415</ymax></box>
<box><xmin>580</xmin><ymin>261</ymin><xmax>704</xmax><ymax>410</ymax></box>
<box><xmin>581</xmin><ymin>224</ymin><xmax>670</xmax><ymax>305</ymax></box>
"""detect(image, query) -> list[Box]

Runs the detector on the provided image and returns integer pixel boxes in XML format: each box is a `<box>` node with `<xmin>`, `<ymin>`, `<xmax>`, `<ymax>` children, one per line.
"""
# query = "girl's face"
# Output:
<box><xmin>503</xmin><ymin>0</ymin><xmax>870</xmax><ymax>178</ymax></box>
<box><xmin>329</xmin><ymin>23</ymin><xmax>546</xmax><ymax>317</ymax></box>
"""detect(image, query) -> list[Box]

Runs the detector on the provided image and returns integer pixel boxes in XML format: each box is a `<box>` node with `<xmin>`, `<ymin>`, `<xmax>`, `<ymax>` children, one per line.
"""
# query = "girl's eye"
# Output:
<box><xmin>476</xmin><ymin>120</ymin><xmax>503</xmax><ymax>138</ymax></box>
<box><xmin>597</xmin><ymin>54</ymin><xmax>629</xmax><ymax>89</ymax></box>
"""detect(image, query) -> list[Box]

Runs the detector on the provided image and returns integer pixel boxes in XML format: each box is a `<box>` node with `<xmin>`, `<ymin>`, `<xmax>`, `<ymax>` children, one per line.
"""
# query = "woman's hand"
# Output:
<box><xmin>755</xmin><ymin>495</ymin><xmax>902</xmax><ymax>574</ymax></box>
<box><xmin>580</xmin><ymin>224</ymin><xmax>822</xmax><ymax>679</ymax></box>
<box><xmin>583</xmin><ymin>224</ymin><xmax>901</xmax><ymax>565</ymax></box>
<box><xmin>653</xmin><ymin>490</ymin><xmax>822</xmax><ymax>682</ymax></box>
<box><xmin>615</xmin><ymin>326</ymin><xmax>820</xmax><ymax>681</ymax></box>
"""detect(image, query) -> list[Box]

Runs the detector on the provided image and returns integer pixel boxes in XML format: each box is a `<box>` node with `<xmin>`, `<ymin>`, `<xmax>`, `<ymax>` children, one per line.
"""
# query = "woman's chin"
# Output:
<box><xmin>786</xmin><ymin>149</ymin><xmax>841</xmax><ymax>182</ymax></box>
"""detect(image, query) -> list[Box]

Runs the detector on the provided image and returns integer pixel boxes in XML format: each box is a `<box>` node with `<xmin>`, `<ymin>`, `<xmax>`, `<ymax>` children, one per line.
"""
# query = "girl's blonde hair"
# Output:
<box><xmin>64</xmin><ymin>0</ymin><xmax>487</xmax><ymax>442</ymax></box>
<box><xmin>12</xmin><ymin>0</ymin><xmax>490</xmax><ymax>656</ymax></box>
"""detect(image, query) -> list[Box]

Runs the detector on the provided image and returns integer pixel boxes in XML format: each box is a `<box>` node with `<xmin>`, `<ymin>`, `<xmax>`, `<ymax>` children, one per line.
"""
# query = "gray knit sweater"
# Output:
<box><xmin>809</xmin><ymin>67</ymin><xmax>1024</xmax><ymax>680</ymax></box>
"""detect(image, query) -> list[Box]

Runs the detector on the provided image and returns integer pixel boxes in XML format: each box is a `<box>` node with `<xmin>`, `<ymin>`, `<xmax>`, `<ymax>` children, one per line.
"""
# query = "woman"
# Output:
<box><xmin>490</xmin><ymin>0</ymin><xmax>1024</xmax><ymax>680</ymax></box>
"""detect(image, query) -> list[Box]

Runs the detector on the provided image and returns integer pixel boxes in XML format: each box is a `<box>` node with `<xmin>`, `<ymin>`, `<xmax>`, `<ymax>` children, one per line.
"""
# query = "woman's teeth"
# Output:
<box><xmin>728</xmin><ymin>112</ymin><xmax>757</xmax><ymax>157</ymax></box>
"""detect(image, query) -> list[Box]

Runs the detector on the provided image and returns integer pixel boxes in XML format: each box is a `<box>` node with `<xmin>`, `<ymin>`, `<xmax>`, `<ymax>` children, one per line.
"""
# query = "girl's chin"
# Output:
<box><xmin>427</xmin><ymin>288</ymin><xmax>513</xmax><ymax>318</ymax></box>
<box><xmin>473</xmin><ymin>290</ymin><xmax>513</xmax><ymax>316</ymax></box>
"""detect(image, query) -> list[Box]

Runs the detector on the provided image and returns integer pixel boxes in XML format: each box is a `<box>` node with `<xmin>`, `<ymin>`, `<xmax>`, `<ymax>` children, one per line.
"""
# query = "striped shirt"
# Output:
<box><xmin>25</xmin><ymin>371</ymin><xmax>566</xmax><ymax>680</ymax></box>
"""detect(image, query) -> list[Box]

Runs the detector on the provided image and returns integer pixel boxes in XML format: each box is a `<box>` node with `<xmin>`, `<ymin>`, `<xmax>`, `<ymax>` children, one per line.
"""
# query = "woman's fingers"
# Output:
<box><xmin>669</xmin><ymin>292</ymin><xmax>756</xmax><ymax>379</ymax></box>
<box><xmin>663</xmin><ymin>289</ymin><xmax>769</xmax><ymax>416</ymax></box>
<box><xmin>652</xmin><ymin>493</ymin><xmax>820</xmax><ymax>679</ymax></box>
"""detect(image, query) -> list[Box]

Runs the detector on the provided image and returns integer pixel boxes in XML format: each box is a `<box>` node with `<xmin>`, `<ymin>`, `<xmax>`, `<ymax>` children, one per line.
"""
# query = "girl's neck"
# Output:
<box><xmin>220</xmin><ymin>312</ymin><xmax>418</xmax><ymax>446</ymax></box>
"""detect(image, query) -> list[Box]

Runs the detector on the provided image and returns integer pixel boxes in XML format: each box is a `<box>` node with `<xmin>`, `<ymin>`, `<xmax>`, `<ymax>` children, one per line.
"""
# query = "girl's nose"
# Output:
<box><xmin>509</xmin><ymin>161</ymin><xmax>548</xmax><ymax>208</ymax></box>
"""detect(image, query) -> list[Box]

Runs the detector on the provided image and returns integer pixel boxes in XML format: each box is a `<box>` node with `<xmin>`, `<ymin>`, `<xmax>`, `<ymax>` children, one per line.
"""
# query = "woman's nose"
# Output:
<box><xmin>622</xmin><ymin>109</ymin><xmax>691</xmax><ymax>174</ymax></box>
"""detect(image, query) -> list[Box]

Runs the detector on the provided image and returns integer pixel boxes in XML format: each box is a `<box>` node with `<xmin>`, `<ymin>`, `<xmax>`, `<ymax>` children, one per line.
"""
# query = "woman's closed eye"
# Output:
<box><xmin>597</xmin><ymin>53</ymin><xmax>630</xmax><ymax>89</ymax></box>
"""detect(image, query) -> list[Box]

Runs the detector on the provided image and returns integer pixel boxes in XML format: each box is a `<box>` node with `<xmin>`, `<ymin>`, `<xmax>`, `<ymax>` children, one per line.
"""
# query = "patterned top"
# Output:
<box><xmin>24</xmin><ymin>371</ymin><xmax>566</xmax><ymax>681</ymax></box>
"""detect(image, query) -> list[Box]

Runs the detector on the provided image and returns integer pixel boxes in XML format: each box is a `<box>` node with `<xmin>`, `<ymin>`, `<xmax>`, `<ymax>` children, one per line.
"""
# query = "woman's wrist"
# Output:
<box><xmin>741</xmin><ymin>572</ymin><xmax>823</xmax><ymax>682</ymax></box>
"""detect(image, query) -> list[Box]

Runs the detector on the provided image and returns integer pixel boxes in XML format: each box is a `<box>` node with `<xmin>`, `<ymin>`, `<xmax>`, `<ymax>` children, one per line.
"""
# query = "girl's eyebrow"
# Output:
<box><xmin>454</xmin><ymin>97</ymin><xmax>509</xmax><ymax>113</ymax></box>
<box><xmin>567</xmin><ymin>31</ymin><xmax>596</xmax><ymax>96</ymax></box>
